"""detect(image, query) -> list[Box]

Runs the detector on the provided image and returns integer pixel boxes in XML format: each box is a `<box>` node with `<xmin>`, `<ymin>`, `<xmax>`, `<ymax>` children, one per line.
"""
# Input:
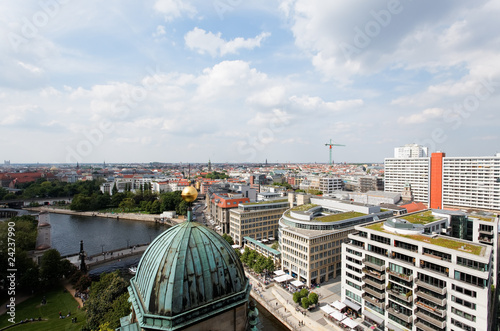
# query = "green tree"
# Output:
<box><xmin>102</xmin><ymin>292</ymin><xmax>131</xmax><ymax>329</ymax></box>
<box><xmin>299</xmin><ymin>288</ymin><xmax>309</xmax><ymax>298</ymax></box>
<box><xmin>253</xmin><ymin>255</ymin><xmax>267</xmax><ymax>273</ymax></box>
<box><xmin>112</xmin><ymin>182</ymin><xmax>118</xmax><ymax>195</ymax></box>
<box><xmin>264</xmin><ymin>257</ymin><xmax>275</xmax><ymax>273</ymax></box>
<box><xmin>0</xmin><ymin>187</ymin><xmax>8</xmax><ymax>199</ymax></box>
<box><xmin>40</xmin><ymin>249</ymin><xmax>64</xmax><ymax>288</ymax></box>
<box><xmin>301</xmin><ymin>297</ymin><xmax>310</xmax><ymax>309</ymax></box>
<box><xmin>85</xmin><ymin>271</ymin><xmax>129</xmax><ymax>330</ymax></box>
<box><xmin>293</xmin><ymin>291</ymin><xmax>301</xmax><ymax>303</ymax></box>
<box><xmin>271</xmin><ymin>242</ymin><xmax>279</xmax><ymax>250</ymax></box>
<box><xmin>222</xmin><ymin>233</ymin><xmax>234</xmax><ymax>245</ymax></box>
<box><xmin>308</xmin><ymin>292</ymin><xmax>319</xmax><ymax>305</ymax></box>
<box><xmin>75</xmin><ymin>274</ymin><xmax>92</xmax><ymax>292</ymax></box>
<box><xmin>119</xmin><ymin>198</ymin><xmax>135</xmax><ymax>211</ymax></box>
<box><xmin>149</xmin><ymin>200</ymin><xmax>161</xmax><ymax>214</ymax></box>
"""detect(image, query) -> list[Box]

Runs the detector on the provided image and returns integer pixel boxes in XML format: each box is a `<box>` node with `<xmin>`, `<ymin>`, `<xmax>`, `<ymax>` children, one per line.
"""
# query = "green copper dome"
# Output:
<box><xmin>128</xmin><ymin>221</ymin><xmax>249</xmax><ymax>330</ymax></box>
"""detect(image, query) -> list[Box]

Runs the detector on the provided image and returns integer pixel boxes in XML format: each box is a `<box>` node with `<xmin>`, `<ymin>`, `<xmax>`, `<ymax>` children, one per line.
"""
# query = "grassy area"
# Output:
<box><xmin>0</xmin><ymin>286</ymin><xmax>86</xmax><ymax>331</ymax></box>
<box><xmin>365</xmin><ymin>220</ymin><xmax>483</xmax><ymax>255</ymax></box>
<box><xmin>291</xmin><ymin>204</ymin><xmax>318</xmax><ymax>212</ymax></box>
<box><xmin>403</xmin><ymin>235</ymin><xmax>483</xmax><ymax>256</ymax></box>
<box><xmin>316</xmin><ymin>211</ymin><xmax>366</xmax><ymax>223</ymax></box>
<box><xmin>469</xmin><ymin>215</ymin><xmax>495</xmax><ymax>222</ymax></box>
<box><xmin>365</xmin><ymin>222</ymin><xmax>385</xmax><ymax>232</ymax></box>
<box><xmin>401</xmin><ymin>210</ymin><xmax>439</xmax><ymax>225</ymax></box>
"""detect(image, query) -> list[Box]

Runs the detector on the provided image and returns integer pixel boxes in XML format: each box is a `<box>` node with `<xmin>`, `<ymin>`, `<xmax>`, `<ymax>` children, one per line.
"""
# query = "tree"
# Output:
<box><xmin>293</xmin><ymin>291</ymin><xmax>301</xmax><ymax>303</ymax></box>
<box><xmin>119</xmin><ymin>198</ymin><xmax>135</xmax><ymax>211</ymax></box>
<box><xmin>85</xmin><ymin>271</ymin><xmax>129</xmax><ymax>330</ymax></box>
<box><xmin>299</xmin><ymin>288</ymin><xmax>309</xmax><ymax>298</ymax></box>
<box><xmin>308</xmin><ymin>292</ymin><xmax>319</xmax><ymax>305</ymax></box>
<box><xmin>271</xmin><ymin>242</ymin><xmax>279</xmax><ymax>250</ymax></box>
<box><xmin>301</xmin><ymin>297</ymin><xmax>310</xmax><ymax>309</ymax></box>
<box><xmin>264</xmin><ymin>257</ymin><xmax>275</xmax><ymax>273</ymax></box>
<box><xmin>102</xmin><ymin>292</ymin><xmax>131</xmax><ymax>329</ymax></box>
<box><xmin>75</xmin><ymin>274</ymin><xmax>92</xmax><ymax>292</ymax></box>
<box><xmin>112</xmin><ymin>182</ymin><xmax>118</xmax><ymax>195</ymax></box>
<box><xmin>222</xmin><ymin>233</ymin><xmax>234</xmax><ymax>245</ymax></box>
<box><xmin>40</xmin><ymin>249</ymin><xmax>64</xmax><ymax>288</ymax></box>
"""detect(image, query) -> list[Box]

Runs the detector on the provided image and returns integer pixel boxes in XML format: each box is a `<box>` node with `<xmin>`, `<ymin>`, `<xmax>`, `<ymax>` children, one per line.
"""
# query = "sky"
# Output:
<box><xmin>0</xmin><ymin>0</ymin><xmax>499</xmax><ymax>164</ymax></box>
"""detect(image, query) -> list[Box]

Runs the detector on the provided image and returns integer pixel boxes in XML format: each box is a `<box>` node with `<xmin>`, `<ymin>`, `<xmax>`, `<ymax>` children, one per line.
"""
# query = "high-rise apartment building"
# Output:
<box><xmin>385</xmin><ymin>146</ymin><xmax>500</xmax><ymax>211</ymax></box>
<box><xmin>341</xmin><ymin>210</ymin><xmax>497</xmax><ymax>331</ymax></box>
<box><xmin>394</xmin><ymin>144</ymin><xmax>429</xmax><ymax>158</ymax></box>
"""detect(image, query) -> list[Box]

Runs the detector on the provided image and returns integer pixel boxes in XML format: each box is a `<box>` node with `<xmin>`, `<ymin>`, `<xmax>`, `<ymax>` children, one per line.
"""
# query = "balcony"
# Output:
<box><xmin>363</xmin><ymin>259</ymin><xmax>385</xmax><ymax>272</ymax></box>
<box><xmin>362</xmin><ymin>287</ymin><xmax>385</xmax><ymax>300</ymax></box>
<box><xmin>386</xmin><ymin>268</ymin><xmax>412</xmax><ymax>282</ymax></box>
<box><xmin>415</xmin><ymin>310</ymin><xmax>446</xmax><ymax>329</ymax></box>
<box><xmin>415</xmin><ymin>300</ymin><xmax>446</xmax><ymax>319</ymax></box>
<box><xmin>363</xmin><ymin>294</ymin><xmax>384</xmax><ymax>309</ymax></box>
<box><xmin>415</xmin><ymin>320</ymin><xmax>443</xmax><ymax>331</ymax></box>
<box><xmin>363</xmin><ymin>278</ymin><xmax>385</xmax><ymax>291</ymax></box>
<box><xmin>387</xmin><ymin>307</ymin><xmax>413</xmax><ymax>324</ymax></box>
<box><xmin>479</xmin><ymin>229</ymin><xmax>494</xmax><ymax>235</ymax></box>
<box><xmin>415</xmin><ymin>291</ymin><xmax>446</xmax><ymax>306</ymax></box>
<box><xmin>387</xmin><ymin>289</ymin><xmax>412</xmax><ymax>302</ymax></box>
<box><xmin>362</xmin><ymin>268</ymin><xmax>385</xmax><ymax>281</ymax></box>
<box><xmin>478</xmin><ymin>236</ymin><xmax>493</xmax><ymax>244</ymax></box>
<box><xmin>415</xmin><ymin>279</ymin><xmax>447</xmax><ymax>295</ymax></box>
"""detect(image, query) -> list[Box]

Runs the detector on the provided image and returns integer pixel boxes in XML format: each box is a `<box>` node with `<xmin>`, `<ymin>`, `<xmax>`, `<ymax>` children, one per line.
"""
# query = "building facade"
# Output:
<box><xmin>394</xmin><ymin>144</ymin><xmax>429</xmax><ymax>158</ymax></box>
<box><xmin>342</xmin><ymin>210</ymin><xmax>496</xmax><ymax>331</ymax></box>
<box><xmin>279</xmin><ymin>198</ymin><xmax>392</xmax><ymax>286</ymax></box>
<box><xmin>385</xmin><ymin>151</ymin><xmax>500</xmax><ymax>211</ymax></box>
<box><xmin>319</xmin><ymin>176</ymin><xmax>344</xmax><ymax>194</ymax></box>
<box><xmin>229</xmin><ymin>199</ymin><xmax>289</xmax><ymax>245</ymax></box>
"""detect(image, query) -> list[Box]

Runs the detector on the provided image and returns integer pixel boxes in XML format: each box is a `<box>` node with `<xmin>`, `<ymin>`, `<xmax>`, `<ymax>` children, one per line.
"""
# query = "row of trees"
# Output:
<box><xmin>202</xmin><ymin>171</ymin><xmax>229</xmax><ymax>180</ymax></box>
<box><xmin>292</xmin><ymin>288</ymin><xmax>319</xmax><ymax>309</ymax></box>
<box><xmin>240</xmin><ymin>247</ymin><xmax>276</xmax><ymax>274</ymax></box>
<box><xmin>3</xmin><ymin>178</ymin><xmax>103</xmax><ymax>200</ymax></box>
<box><xmin>0</xmin><ymin>215</ymin><xmax>75</xmax><ymax>293</ymax></box>
<box><xmin>70</xmin><ymin>190</ymin><xmax>189</xmax><ymax>215</ymax></box>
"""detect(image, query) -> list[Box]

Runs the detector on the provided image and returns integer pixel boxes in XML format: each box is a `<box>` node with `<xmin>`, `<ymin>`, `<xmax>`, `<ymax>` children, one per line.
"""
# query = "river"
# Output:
<box><xmin>48</xmin><ymin>213</ymin><xmax>288</xmax><ymax>331</ymax></box>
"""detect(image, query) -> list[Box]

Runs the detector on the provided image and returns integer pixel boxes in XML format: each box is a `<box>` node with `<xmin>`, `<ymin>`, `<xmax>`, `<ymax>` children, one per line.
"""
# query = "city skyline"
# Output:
<box><xmin>1</xmin><ymin>1</ymin><xmax>499</xmax><ymax>164</ymax></box>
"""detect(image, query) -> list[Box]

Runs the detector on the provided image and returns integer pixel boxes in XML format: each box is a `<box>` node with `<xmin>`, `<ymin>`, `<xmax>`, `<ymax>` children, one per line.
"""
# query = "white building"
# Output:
<box><xmin>319</xmin><ymin>176</ymin><xmax>344</xmax><ymax>194</ymax></box>
<box><xmin>394</xmin><ymin>144</ymin><xmax>428</xmax><ymax>158</ymax></box>
<box><xmin>384</xmin><ymin>157</ymin><xmax>430</xmax><ymax>203</ymax></box>
<box><xmin>342</xmin><ymin>210</ymin><xmax>497</xmax><ymax>331</ymax></box>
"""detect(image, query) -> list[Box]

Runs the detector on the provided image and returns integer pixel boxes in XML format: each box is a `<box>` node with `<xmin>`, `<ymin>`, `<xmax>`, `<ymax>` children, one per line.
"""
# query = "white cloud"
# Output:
<box><xmin>398</xmin><ymin>108</ymin><xmax>445</xmax><ymax>124</ymax></box>
<box><xmin>17</xmin><ymin>61</ymin><xmax>43</xmax><ymax>74</ymax></box>
<box><xmin>153</xmin><ymin>0</ymin><xmax>196</xmax><ymax>21</ymax></box>
<box><xmin>290</xmin><ymin>95</ymin><xmax>363</xmax><ymax>112</ymax></box>
<box><xmin>185</xmin><ymin>28</ymin><xmax>270</xmax><ymax>57</ymax></box>
<box><xmin>152</xmin><ymin>25</ymin><xmax>167</xmax><ymax>40</ymax></box>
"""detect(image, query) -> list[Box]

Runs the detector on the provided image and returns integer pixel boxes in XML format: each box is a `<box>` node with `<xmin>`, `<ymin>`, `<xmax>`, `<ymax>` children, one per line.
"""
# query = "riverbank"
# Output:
<box><xmin>24</xmin><ymin>206</ymin><xmax>185</xmax><ymax>225</ymax></box>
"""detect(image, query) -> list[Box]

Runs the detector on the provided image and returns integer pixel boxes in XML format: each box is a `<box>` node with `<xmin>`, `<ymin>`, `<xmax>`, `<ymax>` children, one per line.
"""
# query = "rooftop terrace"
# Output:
<box><xmin>242</xmin><ymin>199</ymin><xmax>288</xmax><ymax>206</ymax></box>
<box><xmin>400</xmin><ymin>210</ymin><xmax>442</xmax><ymax>225</ymax></box>
<box><xmin>291</xmin><ymin>203</ymin><xmax>318</xmax><ymax>212</ymax></box>
<box><xmin>316</xmin><ymin>211</ymin><xmax>366</xmax><ymax>223</ymax></box>
<box><xmin>364</xmin><ymin>222</ymin><xmax>485</xmax><ymax>256</ymax></box>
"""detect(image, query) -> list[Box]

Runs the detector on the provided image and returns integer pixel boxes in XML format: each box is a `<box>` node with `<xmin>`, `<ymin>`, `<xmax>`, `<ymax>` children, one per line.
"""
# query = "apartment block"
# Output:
<box><xmin>385</xmin><ymin>146</ymin><xmax>500</xmax><ymax>211</ymax></box>
<box><xmin>229</xmin><ymin>199</ymin><xmax>289</xmax><ymax>245</ymax></box>
<box><xmin>342</xmin><ymin>210</ymin><xmax>496</xmax><ymax>331</ymax></box>
<box><xmin>319</xmin><ymin>176</ymin><xmax>344</xmax><ymax>194</ymax></box>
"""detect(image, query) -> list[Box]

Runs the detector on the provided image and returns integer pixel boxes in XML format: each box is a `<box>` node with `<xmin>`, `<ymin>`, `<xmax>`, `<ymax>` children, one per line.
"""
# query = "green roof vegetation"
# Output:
<box><xmin>469</xmin><ymin>215</ymin><xmax>495</xmax><ymax>222</ymax></box>
<box><xmin>403</xmin><ymin>235</ymin><xmax>483</xmax><ymax>256</ymax></box>
<box><xmin>365</xmin><ymin>222</ymin><xmax>385</xmax><ymax>231</ymax></box>
<box><xmin>401</xmin><ymin>210</ymin><xmax>440</xmax><ymax>225</ymax></box>
<box><xmin>365</xmin><ymin>221</ymin><xmax>484</xmax><ymax>256</ymax></box>
<box><xmin>316</xmin><ymin>211</ymin><xmax>366</xmax><ymax>223</ymax></box>
<box><xmin>242</xmin><ymin>199</ymin><xmax>288</xmax><ymax>206</ymax></box>
<box><xmin>291</xmin><ymin>204</ymin><xmax>318</xmax><ymax>212</ymax></box>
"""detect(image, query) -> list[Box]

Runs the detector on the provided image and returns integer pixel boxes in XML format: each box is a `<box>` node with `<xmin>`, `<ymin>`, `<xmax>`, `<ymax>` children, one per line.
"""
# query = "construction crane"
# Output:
<box><xmin>324</xmin><ymin>139</ymin><xmax>345</xmax><ymax>165</ymax></box>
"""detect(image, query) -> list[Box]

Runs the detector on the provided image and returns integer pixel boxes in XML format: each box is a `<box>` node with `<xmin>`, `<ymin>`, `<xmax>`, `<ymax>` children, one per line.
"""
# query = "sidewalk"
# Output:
<box><xmin>247</xmin><ymin>272</ymin><xmax>346</xmax><ymax>331</ymax></box>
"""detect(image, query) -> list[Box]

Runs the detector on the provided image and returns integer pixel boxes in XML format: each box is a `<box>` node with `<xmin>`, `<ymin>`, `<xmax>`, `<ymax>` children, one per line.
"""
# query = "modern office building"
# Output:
<box><xmin>229</xmin><ymin>199</ymin><xmax>289</xmax><ymax>245</ymax></box>
<box><xmin>278</xmin><ymin>196</ymin><xmax>393</xmax><ymax>286</ymax></box>
<box><xmin>385</xmin><ymin>147</ymin><xmax>500</xmax><ymax>211</ymax></box>
<box><xmin>342</xmin><ymin>210</ymin><xmax>497</xmax><ymax>331</ymax></box>
<box><xmin>359</xmin><ymin>176</ymin><xmax>384</xmax><ymax>193</ymax></box>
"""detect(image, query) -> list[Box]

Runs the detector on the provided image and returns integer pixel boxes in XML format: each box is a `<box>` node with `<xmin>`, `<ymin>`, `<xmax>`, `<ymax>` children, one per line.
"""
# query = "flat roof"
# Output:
<box><xmin>316</xmin><ymin>211</ymin><xmax>366</xmax><ymax>223</ymax></box>
<box><xmin>400</xmin><ymin>210</ymin><xmax>443</xmax><ymax>225</ymax></box>
<box><xmin>364</xmin><ymin>222</ymin><xmax>486</xmax><ymax>256</ymax></box>
<box><xmin>244</xmin><ymin>236</ymin><xmax>280</xmax><ymax>255</ymax></box>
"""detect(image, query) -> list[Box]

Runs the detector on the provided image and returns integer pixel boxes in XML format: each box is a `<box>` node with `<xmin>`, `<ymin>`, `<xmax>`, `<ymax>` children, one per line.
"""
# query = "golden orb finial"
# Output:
<box><xmin>181</xmin><ymin>186</ymin><xmax>198</xmax><ymax>203</ymax></box>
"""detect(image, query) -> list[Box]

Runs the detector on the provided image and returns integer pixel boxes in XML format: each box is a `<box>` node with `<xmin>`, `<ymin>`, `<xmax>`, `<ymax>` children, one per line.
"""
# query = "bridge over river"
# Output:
<box><xmin>64</xmin><ymin>243</ymin><xmax>149</xmax><ymax>270</ymax></box>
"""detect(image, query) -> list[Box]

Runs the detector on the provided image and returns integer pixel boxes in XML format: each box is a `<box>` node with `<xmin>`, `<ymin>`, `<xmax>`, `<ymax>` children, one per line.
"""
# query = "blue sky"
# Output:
<box><xmin>0</xmin><ymin>0</ymin><xmax>499</xmax><ymax>164</ymax></box>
